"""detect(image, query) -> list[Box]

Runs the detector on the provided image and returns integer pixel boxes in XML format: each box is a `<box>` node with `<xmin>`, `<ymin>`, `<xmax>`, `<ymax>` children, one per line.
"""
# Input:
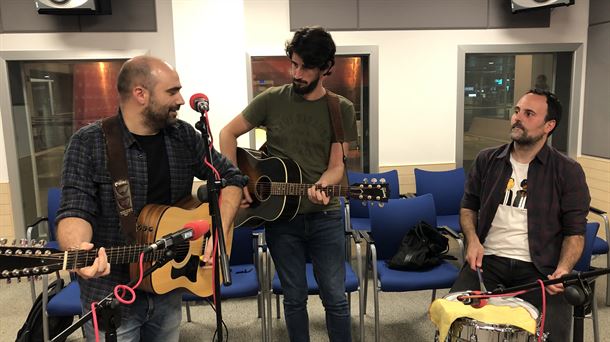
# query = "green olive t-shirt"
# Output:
<box><xmin>242</xmin><ymin>84</ymin><xmax>357</xmax><ymax>213</ymax></box>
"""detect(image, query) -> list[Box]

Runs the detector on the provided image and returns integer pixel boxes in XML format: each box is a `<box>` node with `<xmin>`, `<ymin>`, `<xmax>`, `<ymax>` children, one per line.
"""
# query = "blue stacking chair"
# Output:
<box><xmin>270</xmin><ymin>200</ymin><xmax>365</xmax><ymax>341</ymax></box>
<box><xmin>183</xmin><ymin>226</ymin><xmax>269</xmax><ymax>339</ymax></box>
<box><xmin>413</xmin><ymin>167</ymin><xmax>465</xmax><ymax>234</ymax></box>
<box><xmin>347</xmin><ymin>170</ymin><xmax>401</xmax><ymax>232</ymax></box>
<box><xmin>588</xmin><ymin>207</ymin><xmax>609</xmax><ymax>307</ymax></box>
<box><xmin>27</xmin><ymin>187</ymin><xmax>83</xmax><ymax>341</ymax></box>
<box><xmin>360</xmin><ymin>194</ymin><xmax>459</xmax><ymax>342</ymax></box>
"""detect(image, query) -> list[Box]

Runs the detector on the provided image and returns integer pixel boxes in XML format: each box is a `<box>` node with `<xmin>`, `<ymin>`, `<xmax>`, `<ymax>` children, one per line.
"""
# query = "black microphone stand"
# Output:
<box><xmin>195</xmin><ymin>108</ymin><xmax>231</xmax><ymax>342</ymax></box>
<box><xmin>488</xmin><ymin>267</ymin><xmax>610</xmax><ymax>342</ymax></box>
<box><xmin>50</xmin><ymin>248</ymin><xmax>178</xmax><ymax>342</ymax></box>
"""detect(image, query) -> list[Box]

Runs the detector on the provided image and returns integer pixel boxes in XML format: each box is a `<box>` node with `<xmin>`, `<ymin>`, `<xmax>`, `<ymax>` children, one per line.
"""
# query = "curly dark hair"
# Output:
<box><xmin>285</xmin><ymin>26</ymin><xmax>336</xmax><ymax>76</ymax></box>
<box><xmin>526</xmin><ymin>88</ymin><xmax>562</xmax><ymax>136</ymax></box>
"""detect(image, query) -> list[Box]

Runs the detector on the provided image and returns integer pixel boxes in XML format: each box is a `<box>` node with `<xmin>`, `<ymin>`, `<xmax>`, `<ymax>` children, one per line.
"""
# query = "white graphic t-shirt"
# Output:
<box><xmin>484</xmin><ymin>154</ymin><xmax>531</xmax><ymax>262</ymax></box>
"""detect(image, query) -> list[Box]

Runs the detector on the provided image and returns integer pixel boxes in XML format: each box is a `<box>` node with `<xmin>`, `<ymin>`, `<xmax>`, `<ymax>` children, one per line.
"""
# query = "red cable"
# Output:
<box><xmin>90</xmin><ymin>252</ymin><xmax>146</xmax><ymax>342</ymax></box>
<box><xmin>536</xmin><ymin>279</ymin><xmax>546</xmax><ymax>342</ymax></box>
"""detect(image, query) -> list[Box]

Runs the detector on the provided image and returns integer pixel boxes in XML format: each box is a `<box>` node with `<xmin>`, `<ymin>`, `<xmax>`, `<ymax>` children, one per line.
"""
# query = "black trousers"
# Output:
<box><xmin>450</xmin><ymin>255</ymin><xmax>572</xmax><ymax>342</ymax></box>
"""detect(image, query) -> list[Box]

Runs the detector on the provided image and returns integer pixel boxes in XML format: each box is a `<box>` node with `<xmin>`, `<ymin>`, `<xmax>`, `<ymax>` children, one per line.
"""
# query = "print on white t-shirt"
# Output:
<box><xmin>484</xmin><ymin>155</ymin><xmax>531</xmax><ymax>262</ymax></box>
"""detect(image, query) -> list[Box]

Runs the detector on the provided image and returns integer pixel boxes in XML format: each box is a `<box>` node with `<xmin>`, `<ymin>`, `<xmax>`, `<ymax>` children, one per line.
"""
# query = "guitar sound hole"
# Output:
<box><xmin>254</xmin><ymin>176</ymin><xmax>271</xmax><ymax>202</ymax></box>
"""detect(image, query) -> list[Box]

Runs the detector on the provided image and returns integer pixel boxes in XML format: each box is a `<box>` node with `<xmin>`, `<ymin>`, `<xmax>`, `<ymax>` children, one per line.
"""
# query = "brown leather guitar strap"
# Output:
<box><xmin>326</xmin><ymin>90</ymin><xmax>350</xmax><ymax>188</ymax></box>
<box><xmin>101</xmin><ymin>115</ymin><xmax>137</xmax><ymax>243</ymax></box>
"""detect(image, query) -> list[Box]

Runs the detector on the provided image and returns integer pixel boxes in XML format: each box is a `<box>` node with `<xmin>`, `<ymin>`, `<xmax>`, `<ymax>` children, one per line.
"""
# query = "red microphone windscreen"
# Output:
<box><xmin>183</xmin><ymin>219</ymin><xmax>210</xmax><ymax>240</ymax></box>
<box><xmin>189</xmin><ymin>93</ymin><xmax>208</xmax><ymax>111</ymax></box>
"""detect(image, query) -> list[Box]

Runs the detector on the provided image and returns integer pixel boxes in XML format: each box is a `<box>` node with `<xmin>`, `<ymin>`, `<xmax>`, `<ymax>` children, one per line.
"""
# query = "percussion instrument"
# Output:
<box><xmin>430</xmin><ymin>292</ymin><xmax>544</xmax><ymax>342</ymax></box>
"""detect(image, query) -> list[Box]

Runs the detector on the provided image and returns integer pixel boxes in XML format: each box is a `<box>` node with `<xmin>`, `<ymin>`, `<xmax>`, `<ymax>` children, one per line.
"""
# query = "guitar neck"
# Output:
<box><xmin>270</xmin><ymin>182</ymin><xmax>350</xmax><ymax>197</ymax></box>
<box><xmin>63</xmin><ymin>245</ymin><xmax>168</xmax><ymax>270</ymax></box>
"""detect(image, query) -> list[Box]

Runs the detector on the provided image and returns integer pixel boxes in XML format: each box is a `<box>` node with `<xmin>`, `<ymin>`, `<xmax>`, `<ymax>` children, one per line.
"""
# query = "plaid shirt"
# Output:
<box><xmin>462</xmin><ymin>142</ymin><xmax>590</xmax><ymax>275</ymax></box>
<box><xmin>56</xmin><ymin>112</ymin><xmax>245</xmax><ymax>305</ymax></box>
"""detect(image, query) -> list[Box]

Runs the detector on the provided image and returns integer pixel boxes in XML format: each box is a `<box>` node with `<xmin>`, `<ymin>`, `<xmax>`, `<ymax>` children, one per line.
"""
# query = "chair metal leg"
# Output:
<box><xmin>185</xmin><ymin>301</ymin><xmax>192</xmax><ymax>323</ymax></box>
<box><xmin>42</xmin><ymin>274</ymin><xmax>50</xmax><ymax>342</ymax></box>
<box><xmin>275</xmin><ymin>294</ymin><xmax>281</xmax><ymax>319</ymax></box>
<box><xmin>355</xmin><ymin>239</ymin><xmax>365</xmax><ymax>342</ymax></box>
<box><xmin>363</xmin><ymin>243</ymin><xmax>370</xmax><ymax>315</ymax></box>
<box><xmin>592</xmin><ymin>282</ymin><xmax>599</xmax><ymax>342</ymax></box>
<box><xmin>30</xmin><ymin>279</ymin><xmax>37</xmax><ymax>304</ymax></box>
<box><xmin>266</xmin><ymin>253</ymin><xmax>273</xmax><ymax>341</ymax></box>
<box><xmin>371</xmin><ymin>245</ymin><xmax>380</xmax><ymax>342</ymax></box>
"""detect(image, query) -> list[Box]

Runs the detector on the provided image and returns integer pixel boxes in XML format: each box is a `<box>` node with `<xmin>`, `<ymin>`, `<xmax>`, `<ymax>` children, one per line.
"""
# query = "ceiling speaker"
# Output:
<box><xmin>35</xmin><ymin>0</ymin><xmax>112</xmax><ymax>15</ymax></box>
<box><xmin>511</xmin><ymin>0</ymin><xmax>575</xmax><ymax>13</ymax></box>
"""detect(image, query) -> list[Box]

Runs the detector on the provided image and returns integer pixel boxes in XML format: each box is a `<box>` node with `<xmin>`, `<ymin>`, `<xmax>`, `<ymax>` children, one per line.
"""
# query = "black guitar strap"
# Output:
<box><xmin>101</xmin><ymin>115</ymin><xmax>137</xmax><ymax>243</ymax></box>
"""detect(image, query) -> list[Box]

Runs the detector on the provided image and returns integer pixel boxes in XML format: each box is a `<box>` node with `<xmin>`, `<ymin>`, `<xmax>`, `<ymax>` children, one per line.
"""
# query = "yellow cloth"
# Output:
<box><xmin>429</xmin><ymin>298</ymin><xmax>537</xmax><ymax>341</ymax></box>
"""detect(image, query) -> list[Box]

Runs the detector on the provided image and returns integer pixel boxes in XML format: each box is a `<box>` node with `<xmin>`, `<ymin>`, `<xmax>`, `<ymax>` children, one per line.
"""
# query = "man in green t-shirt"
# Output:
<box><xmin>220</xmin><ymin>26</ymin><xmax>357</xmax><ymax>342</ymax></box>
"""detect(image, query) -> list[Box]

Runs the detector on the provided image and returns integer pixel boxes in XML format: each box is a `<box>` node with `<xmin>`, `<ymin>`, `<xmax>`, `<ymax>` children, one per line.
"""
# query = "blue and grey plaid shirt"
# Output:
<box><xmin>56</xmin><ymin>111</ymin><xmax>245</xmax><ymax>306</ymax></box>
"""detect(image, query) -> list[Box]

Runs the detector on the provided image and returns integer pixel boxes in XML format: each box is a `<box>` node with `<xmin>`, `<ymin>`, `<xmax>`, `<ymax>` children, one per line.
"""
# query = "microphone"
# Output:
<box><xmin>456</xmin><ymin>290</ymin><xmax>488</xmax><ymax>308</ymax></box>
<box><xmin>190</xmin><ymin>93</ymin><xmax>209</xmax><ymax>113</ymax></box>
<box><xmin>144</xmin><ymin>220</ymin><xmax>210</xmax><ymax>253</ymax></box>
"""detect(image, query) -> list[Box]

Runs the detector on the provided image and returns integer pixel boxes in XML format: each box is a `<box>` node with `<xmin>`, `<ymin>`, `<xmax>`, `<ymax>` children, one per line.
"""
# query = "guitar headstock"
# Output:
<box><xmin>348</xmin><ymin>177</ymin><xmax>390</xmax><ymax>207</ymax></box>
<box><xmin>0</xmin><ymin>239</ymin><xmax>61</xmax><ymax>282</ymax></box>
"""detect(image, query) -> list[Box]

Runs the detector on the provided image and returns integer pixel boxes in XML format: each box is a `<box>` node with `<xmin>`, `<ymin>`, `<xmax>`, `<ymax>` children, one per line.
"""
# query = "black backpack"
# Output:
<box><xmin>387</xmin><ymin>221</ymin><xmax>453</xmax><ymax>271</ymax></box>
<box><xmin>16</xmin><ymin>277</ymin><xmax>74</xmax><ymax>342</ymax></box>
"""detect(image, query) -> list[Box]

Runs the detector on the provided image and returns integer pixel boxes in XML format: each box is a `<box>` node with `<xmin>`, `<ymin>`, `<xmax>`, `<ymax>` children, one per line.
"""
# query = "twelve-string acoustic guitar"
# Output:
<box><xmin>0</xmin><ymin>197</ymin><xmax>230</xmax><ymax>298</ymax></box>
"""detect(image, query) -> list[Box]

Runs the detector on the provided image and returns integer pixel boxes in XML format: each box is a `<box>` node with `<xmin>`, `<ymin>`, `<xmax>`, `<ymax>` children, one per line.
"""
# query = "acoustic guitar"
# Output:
<box><xmin>0</xmin><ymin>199</ymin><xmax>229</xmax><ymax>298</ymax></box>
<box><xmin>234</xmin><ymin>147</ymin><xmax>389</xmax><ymax>228</ymax></box>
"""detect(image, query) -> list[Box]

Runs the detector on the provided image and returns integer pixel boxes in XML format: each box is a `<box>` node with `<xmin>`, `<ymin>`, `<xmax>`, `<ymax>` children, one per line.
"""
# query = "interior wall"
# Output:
<box><xmin>168</xmin><ymin>1</ymin><xmax>593</xmax><ymax>168</ymax></box>
<box><xmin>0</xmin><ymin>0</ymin><xmax>176</xmax><ymax>183</ymax></box>
<box><xmin>0</xmin><ymin>0</ymin><xmax>591</xmax><ymax>181</ymax></box>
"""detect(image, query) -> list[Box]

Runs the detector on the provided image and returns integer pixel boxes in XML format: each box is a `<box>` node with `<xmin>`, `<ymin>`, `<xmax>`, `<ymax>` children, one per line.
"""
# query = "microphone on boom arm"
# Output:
<box><xmin>190</xmin><ymin>93</ymin><xmax>210</xmax><ymax>113</ymax></box>
<box><xmin>144</xmin><ymin>220</ymin><xmax>209</xmax><ymax>253</ymax></box>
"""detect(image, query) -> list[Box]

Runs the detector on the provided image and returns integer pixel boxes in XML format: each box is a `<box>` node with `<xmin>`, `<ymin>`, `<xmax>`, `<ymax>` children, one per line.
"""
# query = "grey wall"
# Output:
<box><xmin>0</xmin><ymin>0</ymin><xmax>156</xmax><ymax>33</ymax></box>
<box><xmin>582</xmin><ymin>0</ymin><xmax>610</xmax><ymax>158</ymax></box>
<box><xmin>289</xmin><ymin>0</ymin><xmax>550</xmax><ymax>31</ymax></box>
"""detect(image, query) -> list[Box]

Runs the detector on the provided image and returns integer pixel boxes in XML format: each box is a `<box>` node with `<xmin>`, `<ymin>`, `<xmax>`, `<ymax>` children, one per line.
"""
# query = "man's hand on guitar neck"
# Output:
<box><xmin>308</xmin><ymin>182</ymin><xmax>331</xmax><ymax>205</ymax></box>
<box><xmin>73</xmin><ymin>242</ymin><xmax>111</xmax><ymax>280</ymax></box>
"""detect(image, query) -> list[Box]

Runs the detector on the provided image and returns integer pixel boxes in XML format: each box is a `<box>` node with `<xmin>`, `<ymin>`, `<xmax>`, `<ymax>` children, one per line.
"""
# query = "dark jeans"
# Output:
<box><xmin>451</xmin><ymin>255</ymin><xmax>572</xmax><ymax>342</ymax></box>
<box><xmin>82</xmin><ymin>290</ymin><xmax>182</xmax><ymax>342</ymax></box>
<box><xmin>266</xmin><ymin>210</ymin><xmax>351</xmax><ymax>342</ymax></box>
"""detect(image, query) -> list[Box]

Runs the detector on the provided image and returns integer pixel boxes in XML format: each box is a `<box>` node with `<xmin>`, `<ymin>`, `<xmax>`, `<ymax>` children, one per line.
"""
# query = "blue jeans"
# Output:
<box><xmin>83</xmin><ymin>290</ymin><xmax>182</xmax><ymax>342</ymax></box>
<box><xmin>266</xmin><ymin>210</ymin><xmax>351</xmax><ymax>342</ymax></box>
<box><xmin>451</xmin><ymin>255</ymin><xmax>572</xmax><ymax>342</ymax></box>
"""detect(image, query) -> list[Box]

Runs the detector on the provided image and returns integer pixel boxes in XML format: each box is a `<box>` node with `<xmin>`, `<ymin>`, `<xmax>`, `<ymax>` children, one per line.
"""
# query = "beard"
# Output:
<box><xmin>510</xmin><ymin>123</ymin><xmax>544</xmax><ymax>146</ymax></box>
<box><xmin>144</xmin><ymin>97</ymin><xmax>178</xmax><ymax>131</ymax></box>
<box><xmin>292</xmin><ymin>76</ymin><xmax>320</xmax><ymax>95</ymax></box>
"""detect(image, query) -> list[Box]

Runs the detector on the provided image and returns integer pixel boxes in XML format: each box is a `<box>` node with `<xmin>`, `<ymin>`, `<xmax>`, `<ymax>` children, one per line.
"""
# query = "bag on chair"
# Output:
<box><xmin>16</xmin><ymin>277</ymin><xmax>74</xmax><ymax>342</ymax></box>
<box><xmin>387</xmin><ymin>221</ymin><xmax>451</xmax><ymax>270</ymax></box>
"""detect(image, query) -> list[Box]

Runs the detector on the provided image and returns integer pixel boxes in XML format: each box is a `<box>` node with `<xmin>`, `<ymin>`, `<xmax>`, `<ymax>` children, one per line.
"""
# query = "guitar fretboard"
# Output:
<box><xmin>268</xmin><ymin>183</ymin><xmax>349</xmax><ymax>197</ymax></box>
<box><xmin>62</xmin><ymin>244</ymin><xmax>190</xmax><ymax>270</ymax></box>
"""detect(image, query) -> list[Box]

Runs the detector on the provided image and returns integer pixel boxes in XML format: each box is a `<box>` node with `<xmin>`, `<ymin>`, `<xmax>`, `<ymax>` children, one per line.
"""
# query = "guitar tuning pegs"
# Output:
<box><xmin>378</xmin><ymin>202</ymin><xmax>385</xmax><ymax>208</ymax></box>
<box><xmin>38</xmin><ymin>239</ymin><xmax>47</xmax><ymax>247</ymax></box>
<box><xmin>19</xmin><ymin>238</ymin><xmax>28</xmax><ymax>247</ymax></box>
<box><xmin>379</xmin><ymin>178</ymin><xmax>386</xmax><ymax>184</ymax></box>
<box><xmin>371</xmin><ymin>177</ymin><xmax>378</xmax><ymax>184</ymax></box>
<box><xmin>0</xmin><ymin>237</ymin><xmax>7</xmax><ymax>245</ymax></box>
<box><xmin>362</xmin><ymin>178</ymin><xmax>369</xmax><ymax>184</ymax></box>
